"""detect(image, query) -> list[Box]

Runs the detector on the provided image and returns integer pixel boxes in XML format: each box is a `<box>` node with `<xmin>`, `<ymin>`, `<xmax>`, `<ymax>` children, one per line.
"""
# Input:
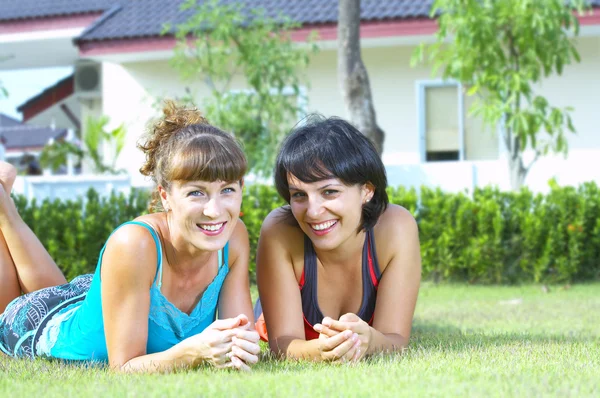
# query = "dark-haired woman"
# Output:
<box><xmin>256</xmin><ymin>117</ymin><xmax>421</xmax><ymax>362</ymax></box>
<box><xmin>0</xmin><ymin>101</ymin><xmax>259</xmax><ymax>372</ymax></box>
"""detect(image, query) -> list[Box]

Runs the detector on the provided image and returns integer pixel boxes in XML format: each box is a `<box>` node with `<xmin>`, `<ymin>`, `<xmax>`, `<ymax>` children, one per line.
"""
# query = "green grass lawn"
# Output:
<box><xmin>2</xmin><ymin>283</ymin><xmax>599</xmax><ymax>397</ymax></box>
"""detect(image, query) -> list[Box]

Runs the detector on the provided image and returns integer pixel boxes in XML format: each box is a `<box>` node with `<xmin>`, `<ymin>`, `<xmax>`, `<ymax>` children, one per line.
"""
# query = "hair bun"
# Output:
<box><xmin>138</xmin><ymin>100</ymin><xmax>207</xmax><ymax>177</ymax></box>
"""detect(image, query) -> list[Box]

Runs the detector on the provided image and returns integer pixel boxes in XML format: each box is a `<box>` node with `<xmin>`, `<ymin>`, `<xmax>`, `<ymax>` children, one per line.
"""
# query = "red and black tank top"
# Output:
<box><xmin>299</xmin><ymin>229</ymin><xmax>382</xmax><ymax>340</ymax></box>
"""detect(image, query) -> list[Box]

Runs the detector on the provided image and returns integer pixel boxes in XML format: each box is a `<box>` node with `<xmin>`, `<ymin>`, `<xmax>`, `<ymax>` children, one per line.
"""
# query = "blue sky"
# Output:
<box><xmin>0</xmin><ymin>67</ymin><xmax>73</xmax><ymax>121</ymax></box>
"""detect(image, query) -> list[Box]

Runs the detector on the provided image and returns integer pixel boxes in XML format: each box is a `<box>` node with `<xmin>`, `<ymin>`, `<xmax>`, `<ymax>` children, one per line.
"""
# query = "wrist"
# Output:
<box><xmin>171</xmin><ymin>337</ymin><xmax>206</xmax><ymax>368</ymax></box>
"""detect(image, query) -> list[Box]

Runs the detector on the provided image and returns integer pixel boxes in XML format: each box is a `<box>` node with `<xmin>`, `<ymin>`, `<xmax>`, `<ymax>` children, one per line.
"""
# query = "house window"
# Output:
<box><xmin>417</xmin><ymin>80</ymin><xmax>499</xmax><ymax>162</ymax></box>
<box><xmin>417</xmin><ymin>81</ymin><xmax>464</xmax><ymax>162</ymax></box>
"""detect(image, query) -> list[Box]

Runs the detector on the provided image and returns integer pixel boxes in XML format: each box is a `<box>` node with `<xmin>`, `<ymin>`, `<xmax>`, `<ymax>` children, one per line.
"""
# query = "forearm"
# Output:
<box><xmin>272</xmin><ymin>336</ymin><xmax>323</xmax><ymax>361</ymax></box>
<box><xmin>119</xmin><ymin>343</ymin><xmax>199</xmax><ymax>373</ymax></box>
<box><xmin>366</xmin><ymin>328</ymin><xmax>408</xmax><ymax>356</ymax></box>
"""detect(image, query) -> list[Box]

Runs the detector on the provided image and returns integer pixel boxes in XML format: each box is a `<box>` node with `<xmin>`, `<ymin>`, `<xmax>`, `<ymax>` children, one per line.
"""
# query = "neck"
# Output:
<box><xmin>313</xmin><ymin>229</ymin><xmax>366</xmax><ymax>269</ymax></box>
<box><xmin>163</xmin><ymin>213</ymin><xmax>214</xmax><ymax>275</ymax></box>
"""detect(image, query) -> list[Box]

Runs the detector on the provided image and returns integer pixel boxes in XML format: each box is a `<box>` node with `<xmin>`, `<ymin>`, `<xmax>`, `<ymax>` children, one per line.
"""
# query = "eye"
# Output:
<box><xmin>188</xmin><ymin>190</ymin><xmax>204</xmax><ymax>197</ymax></box>
<box><xmin>323</xmin><ymin>189</ymin><xmax>339</xmax><ymax>196</ymax></box>
<box><xmin>222</xmin><ymin>187</ymin><xmax>236</xmax><ymax>194</ymax></box>
<box><xmin>290</xmin><ymin>191</ymin><xmax>306</xmax><ymax>199</ymax></box>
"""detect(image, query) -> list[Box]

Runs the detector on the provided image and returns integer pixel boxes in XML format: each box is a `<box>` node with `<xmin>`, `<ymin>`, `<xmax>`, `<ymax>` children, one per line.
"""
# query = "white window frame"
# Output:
<box><xmin>416</xmin><ymin>79</ymin><xmax>465</xmax><ymax>162</ymax></box>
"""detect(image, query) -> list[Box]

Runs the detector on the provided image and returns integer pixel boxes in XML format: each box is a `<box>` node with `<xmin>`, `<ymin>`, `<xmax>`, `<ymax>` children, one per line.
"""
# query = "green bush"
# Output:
<box><xmin>13</xmin><ymin>188</ymin><xmax>150</xmax><ymax>280</ymax></box>
<box><xmin>12</xmin><ymin>183</ymin><xmax>600</xmax><ymax>284</ymax></box>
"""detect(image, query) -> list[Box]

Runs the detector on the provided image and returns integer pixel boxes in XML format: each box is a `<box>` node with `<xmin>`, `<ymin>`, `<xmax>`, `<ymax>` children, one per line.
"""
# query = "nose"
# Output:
<box><xmin>203</xmin><ymin>197</ymin><xmax>221</xmax><ymax>218</ymax></box>
<box><xmin>306</xmin><ymin>195</ymin><xmax>324</xmax><ymax>219</ymax></box>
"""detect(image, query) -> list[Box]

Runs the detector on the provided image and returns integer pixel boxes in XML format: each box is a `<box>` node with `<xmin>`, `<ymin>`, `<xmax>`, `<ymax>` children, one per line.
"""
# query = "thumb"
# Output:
<box><xmin>211</xmin><ymin>315</ymin><xmax>245</xmax><ymax>331</ymax></box>
<box><xmin>339</xmin><ymin>313</ymin><xmax>359</xmax><ymax>323</ymax></box>
<box><xmin>236</xmin><ymin>313</ymin><xmax>250</xmax><ymax>327</ymax></box>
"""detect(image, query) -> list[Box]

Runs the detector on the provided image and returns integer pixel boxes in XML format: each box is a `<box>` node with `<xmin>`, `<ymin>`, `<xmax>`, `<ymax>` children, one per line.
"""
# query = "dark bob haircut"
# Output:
<box><xmin>274</xmin><ymin>115</ymin><xmax>388</xmax><ymax>232</ymax></box>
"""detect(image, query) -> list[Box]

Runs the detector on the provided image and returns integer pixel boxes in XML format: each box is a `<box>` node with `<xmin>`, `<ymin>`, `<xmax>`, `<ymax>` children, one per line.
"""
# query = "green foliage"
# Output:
<box><xmin>39</xmin><ymin>116</ymin><xmax>127</xmax><ymax>174</ymax></box>
<box><xmin>168</xmin><ymin>0</ymin><xmax>317</xmax><ymax>175</ymax></box>
<box><xmin>13</xmin><ymin>188</ymin><xmax>150</xmax><ymax>280</ymax></box>
<box><xmin>39</xmin><ymin>141</ymin><xmax>85</xmax><ymax>173</ymax></box>
<box><xmin>240</xmin><ymin>184</ymin><xmax>286</xmax><ymax>280</ymax></box>
<box><xmin>398</xmin><ymin>183</ymin><xmax>600</xmax><ymax>284</ymax></box>
<box><xmin>15</xmin><ymin>182</ymin><xmax>600</xmax><ymax>284</ymax></box>
<box><xmin>413</xmin><ymin>0</ymin><xmax>590</xmax><ymax>188</ymax></box>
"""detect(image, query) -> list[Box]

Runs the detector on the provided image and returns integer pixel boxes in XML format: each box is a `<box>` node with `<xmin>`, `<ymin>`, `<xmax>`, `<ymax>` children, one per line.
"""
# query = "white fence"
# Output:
<box><xmin>10</xmin><ymin>150</ymin><xmax>600</xmax><ymax>203</ymax></box>
<box><xmin>386</xmin><ymin>150</ymin><xmax>600</xmax><ymax>193</ymax></box>
<box><xmin>12</xmin><ymin>174</ymin><xmax>132</xmax><ymax>203</ymax></box>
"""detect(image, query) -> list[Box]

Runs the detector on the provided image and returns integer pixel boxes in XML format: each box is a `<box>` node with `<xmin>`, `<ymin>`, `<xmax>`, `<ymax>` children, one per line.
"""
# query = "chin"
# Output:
<box><xmin>309</xmin><ymin>237</ymin><xmax>341</xmax><ymax>252</ymax></box>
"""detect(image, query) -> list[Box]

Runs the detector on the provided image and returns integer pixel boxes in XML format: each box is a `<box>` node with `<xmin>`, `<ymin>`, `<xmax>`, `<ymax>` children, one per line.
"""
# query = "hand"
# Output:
<box><xmin>228</xmin><ymin>320</ymin><xmax>261</xmax><ymax>371</ymax></box>
<box><xmin>314</xmin><ymin>313</ymin><xmax>371</xmax><ymax>361</ymax></box>
<box><xmin>311</xmin><ymin>326</ymin><xmax>361</xmax><ymax>363</ymax></box>
<box><xmin>181</xmin><ymin>314</ymin><xmax>259</xmax><ymax>371</ymax></box>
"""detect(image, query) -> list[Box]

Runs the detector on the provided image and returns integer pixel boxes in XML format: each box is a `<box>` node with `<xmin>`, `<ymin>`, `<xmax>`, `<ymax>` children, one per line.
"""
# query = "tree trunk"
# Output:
<box><xmin>508</xmin><ymin>154</ymin><xmax>527</xmax><ymax>191</ymax></box>
<box><xmin>337</xmin><ymin>0</ymin><xmax>385</xmax><ymax>155</ymax></box>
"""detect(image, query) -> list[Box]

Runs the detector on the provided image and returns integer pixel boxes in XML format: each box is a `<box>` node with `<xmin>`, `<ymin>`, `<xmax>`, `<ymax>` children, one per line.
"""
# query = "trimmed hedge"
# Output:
<box><xmin>13</xmin><ymin>182</ymin><xmax>600</xmax><ymax>284</ymax></box>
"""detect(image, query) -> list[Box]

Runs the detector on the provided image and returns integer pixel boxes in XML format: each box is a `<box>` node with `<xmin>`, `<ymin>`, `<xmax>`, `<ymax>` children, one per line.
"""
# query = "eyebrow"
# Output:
<box><xmin>183</xmin><ymin>181</ymin><xmax>233</xmax><ymax>189</ymax></box>
<box><xmin>288</xmin><ymin>183</ymin><xmax>343</xmax><ymax>191</ymax></box>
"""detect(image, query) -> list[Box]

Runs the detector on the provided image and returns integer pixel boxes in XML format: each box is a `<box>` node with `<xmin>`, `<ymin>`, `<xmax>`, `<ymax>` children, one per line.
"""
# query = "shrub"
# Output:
<box><xmin>12</xmin><ymin>182</ymin><xmax>600</xmax><ymax>284</ymax></box>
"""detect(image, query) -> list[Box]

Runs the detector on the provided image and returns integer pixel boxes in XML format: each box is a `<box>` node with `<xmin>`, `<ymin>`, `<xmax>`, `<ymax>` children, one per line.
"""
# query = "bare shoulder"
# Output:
<box><xmin>375</xmin><ymin>204</ymin><xmax>418</xmax><ymax>236</ymax></box>
<box><xmin>227</xmin><ymin>219</ymin><xmax>250</xmax><ymax>269</ymax></box>
<box><xmin>105</xmin><ymin>222</ymin><xmax>159</xmax><ymax>254</ymax></box>
<box><xmin>373</xmin><ymin>204</ymin><xmax>420</xmax><ymax>271</ymax></box>
<box><xmin>261</xmin><ymin>206</ymin><xmax>304</xmax><ymax>243</ymax></box>
<box><xmin>102</xmin><ymin>222</ymin><xmax>159</xmax><ymax>284</ymax></box>
<box><xmin>258</xmin><ymin>207</ymin><xmax>305</xmax><ymax>279</ymax></box>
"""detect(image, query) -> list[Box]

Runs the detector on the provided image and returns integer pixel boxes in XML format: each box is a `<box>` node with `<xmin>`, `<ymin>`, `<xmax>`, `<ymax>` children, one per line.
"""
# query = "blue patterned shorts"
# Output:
<box><xmin>0</xmin><ymin>274</ymin><xmax>93</xmax><ymax>359</ymax></box>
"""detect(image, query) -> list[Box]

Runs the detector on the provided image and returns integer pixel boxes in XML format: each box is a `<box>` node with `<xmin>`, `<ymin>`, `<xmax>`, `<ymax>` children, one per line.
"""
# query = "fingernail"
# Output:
<box><xmin>353</xmin><ymin>333</ymin><xmax>358</xmax><ymax>341</ymax></box>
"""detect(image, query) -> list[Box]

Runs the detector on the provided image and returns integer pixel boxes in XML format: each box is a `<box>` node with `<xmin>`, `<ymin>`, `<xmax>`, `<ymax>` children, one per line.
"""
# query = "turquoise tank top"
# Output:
<box><xmin>35</xmin><ymin>221</ymin><xmax>230</xmax><ymax>362</ymax></box>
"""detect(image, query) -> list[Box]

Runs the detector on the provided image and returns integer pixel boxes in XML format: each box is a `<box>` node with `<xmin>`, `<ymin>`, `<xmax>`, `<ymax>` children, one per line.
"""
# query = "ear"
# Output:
<box><xmin>362</xmin><ymin>182</ymin><xmax>375</xmax><ymax>204</ymax></box>
<box><xmin>158</xmin><ymin>185</ymin><xmax>170</xmax><ymax>211</ymax></box>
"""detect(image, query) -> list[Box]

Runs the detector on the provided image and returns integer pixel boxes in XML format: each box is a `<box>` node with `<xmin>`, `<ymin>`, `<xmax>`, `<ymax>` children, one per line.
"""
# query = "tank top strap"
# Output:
<box><xmin>103</xmin><ymin>221</ymin><xmax>164</xmax><ymax>289</ymax></box>
<box><xmin>364</xmin><ymin>229</ymin><xmax>382</xmax><ymax>287</ymax></box>
<box><xmin>301</xmin><ymin>235</ymin><xmax>317</xmax><ymax>288</ymax></box>
<box><xmin>219</xmin><ymin>242</ymin><xmax>230</xmax><ymax>269</ymax></box>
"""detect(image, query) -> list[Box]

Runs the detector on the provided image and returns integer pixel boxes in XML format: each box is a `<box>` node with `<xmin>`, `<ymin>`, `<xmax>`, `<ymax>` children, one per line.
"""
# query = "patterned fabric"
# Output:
<box><xmin>0</xmin><ymin>275</ymin><xmax>92</xmax><ymax>358</ymax></box>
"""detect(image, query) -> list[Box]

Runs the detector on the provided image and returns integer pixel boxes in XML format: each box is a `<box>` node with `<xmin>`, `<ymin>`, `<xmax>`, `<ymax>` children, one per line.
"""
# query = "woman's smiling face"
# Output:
<box><xmin>161</xmin><ymin>179</ymin><xmax>243</xmax><ymax>253</ymax></box>
<box><xmin>287</xmin><ymin>174</ymin><xmax>373</xmax><ymax>251</ymax></box>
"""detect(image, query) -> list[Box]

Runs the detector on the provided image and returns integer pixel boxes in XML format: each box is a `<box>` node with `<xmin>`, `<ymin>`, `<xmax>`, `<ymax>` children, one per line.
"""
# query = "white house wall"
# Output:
<box><xmin>26</xmin><ymin>95</ymin><xmax>81</xmax><ymax>131</ymax></box>
<box><xmin>93</xmin><ymin>34</ymin><xmax>599</xmax><ymax>191</ymax></box>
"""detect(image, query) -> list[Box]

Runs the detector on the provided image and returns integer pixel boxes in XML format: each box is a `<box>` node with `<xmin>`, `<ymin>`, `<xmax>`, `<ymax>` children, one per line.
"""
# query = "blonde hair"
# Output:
<box><xmin>138</xmin><ymin>100</ymin><xmax>247</xmax><ymax>212</ymax></box>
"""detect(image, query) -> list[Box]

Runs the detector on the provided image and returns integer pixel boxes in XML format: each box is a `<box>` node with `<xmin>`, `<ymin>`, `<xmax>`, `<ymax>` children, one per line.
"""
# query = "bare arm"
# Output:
<box><xmin>370</xmin><ymin>205</ymin><xmax>421</xmax><ymax>353</ymax></box>
<box><xmin>101</xmin><ymin>224</ymin><xmax>183</xmax><ymax>372</ymax></box>
<box><xmin>216</xmin><ymin>220</ymin><xmax>260</xmax><ymax>369</ymax></box>
<box><xmin>217</xmin><ymin>220</ymin><xmax>253</xmax><ymax>322</ymax></box>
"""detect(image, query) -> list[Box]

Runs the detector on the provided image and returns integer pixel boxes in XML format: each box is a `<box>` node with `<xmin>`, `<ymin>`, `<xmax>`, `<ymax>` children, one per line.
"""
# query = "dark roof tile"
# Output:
<box><xmin>77</xmin><ymin>0</ymin><xmax>434</xmax><ymax>42</ymax></box>
<box><xmin>0</xmin><ymin>0</ymin><xmax>118</xmax><ymax>21</ymax></box>
<box><xmin>0</xmin><ymin>114</ymin><xmax>66</xmax><ymax>149</ymax></box>
<box><xmin>4</xmin><ymin>0</ymin><xmax>597</xmax><ymax>43</ymax></box>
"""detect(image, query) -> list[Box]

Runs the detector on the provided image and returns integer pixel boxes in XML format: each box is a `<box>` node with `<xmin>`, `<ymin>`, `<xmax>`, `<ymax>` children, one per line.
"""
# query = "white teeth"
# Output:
<box><xmin>199</xmin><ymin>223</ymin><xmax>224</xmax><ymax>231</ymax></box>
<box><xmin>311</xmin><ymin>220</ymin><xmax>337</xmax><ymax>231</ymax></box>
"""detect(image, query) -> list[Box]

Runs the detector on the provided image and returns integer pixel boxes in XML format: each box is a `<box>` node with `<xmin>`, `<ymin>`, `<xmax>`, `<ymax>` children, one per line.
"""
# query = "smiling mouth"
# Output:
<box><xmin>310</xmin><ymin>220</ymin><xmax>338</xmax><ymax>231</ymax></box>
<box><xmin>197</xmin><ymin>222</ymin><xmax>226</xmax><ymax>234</ymax></box>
